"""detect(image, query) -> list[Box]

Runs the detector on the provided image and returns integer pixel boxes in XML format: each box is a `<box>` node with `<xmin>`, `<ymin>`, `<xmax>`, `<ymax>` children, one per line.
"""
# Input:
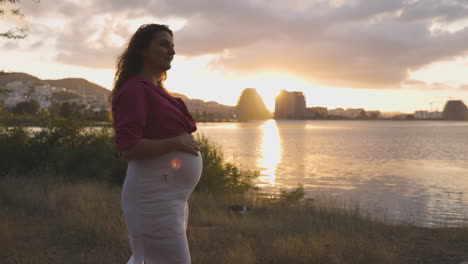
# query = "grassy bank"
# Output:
<box><xmin>1</xmin><ymin>173</ymin><xmax>467</xmax><ymax>264</ymax></box>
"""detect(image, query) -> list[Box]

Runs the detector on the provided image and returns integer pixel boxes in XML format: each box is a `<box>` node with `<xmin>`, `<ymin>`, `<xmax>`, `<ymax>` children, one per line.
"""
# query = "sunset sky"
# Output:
<box><xmin>1</xmin><ymin>0</ymin><xmax>468</xmax><ymax>113</ymax></box>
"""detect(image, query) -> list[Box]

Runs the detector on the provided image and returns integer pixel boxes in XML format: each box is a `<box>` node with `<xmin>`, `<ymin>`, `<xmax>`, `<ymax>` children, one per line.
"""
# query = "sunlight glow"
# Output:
<box><xmin>409</xmin><ymin>56</ymin><xmax>468</xmax><ymax>86</ymax></box>
<box><xmin>243</xmin><ymin>71</ymin><xmax>312</xmax><ymax>111</ymax></box>
<box><xmin>2</xmin><ymin>7</ymin><xmax>467</xmax><ymax>114</ymax></box>
<box><xmin>171</xmin><ymin>157</ymin><xmax>182</xmax><ymax>170</ymax></box>
<box><xmin>256</xmin><ymin>119</ymin><xmax>282</xmax><ymax>186</ymax></box>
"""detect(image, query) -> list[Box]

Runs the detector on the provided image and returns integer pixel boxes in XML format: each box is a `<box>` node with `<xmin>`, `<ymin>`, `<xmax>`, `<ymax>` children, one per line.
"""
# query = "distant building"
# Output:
<box><xmin>274</xmin><ymin>90</ymin><xmax>306</xmax><ymax>119</ymax></box>
<box><xmin>442</xmin><ymin>100</ymin><xmax>468</xmax><ymax>121</ymax></box>
<box><xmin>429</xmin><ymin>111</ymin><xmax>443</xmax><ymax>119</ymax></box>
<box><xmin>366</xmin><ymin>110</ymin><xmax>382</xmax><ymax>119</ymax></box>
<box><xmin>328</xmin><ymin>107</ymin><xmax>346</xmax><ymax>117</ymax></box>
<box><xmin>305</xmin><ymin>107</ymin><xmax>328</xmax><ymax>118</ymax></box>
<box><xmin>328</xmin><ymin>107</ymin><xmax>366</xmax><ymax>118</ymax></box>
<box><xmin>415</xmin><ymin>110</ymin><xmax>429</xmax><ymax>119</ymax></box>
<box><xmin>0</xmin><ymin>72</ymin><xmax>111</xmax><ymax>111</ymax></box>
<box><xmin>1</xmin><ymin>81</ymin><xmax>53</xmax><ymax>109</ymax></box>
<box><xmin>415</xmin><ymin>110</ymin><xmax>443</xmax><ymax>120</ymax></box>
<box><xmin>32</xmin><ymin>83</ymin><xmax>54</xmax><ymax>109</ymax></box>
<box><xmin>345</xmin><ymin>108</ymin><xmax>366</xmax><ymax>118</ymax></box>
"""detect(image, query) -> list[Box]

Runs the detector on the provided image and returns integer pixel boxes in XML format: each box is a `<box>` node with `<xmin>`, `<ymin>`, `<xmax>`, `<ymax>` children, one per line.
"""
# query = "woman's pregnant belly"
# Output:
<box><xmin>121</xmin><ymin>150</ymin><xmax>203</xmax><ymax>244</ymax></box>
<box><xmin>125</xmin><ymin>150</ymin><xmax>203</xmax><ymax>202</ymax></box>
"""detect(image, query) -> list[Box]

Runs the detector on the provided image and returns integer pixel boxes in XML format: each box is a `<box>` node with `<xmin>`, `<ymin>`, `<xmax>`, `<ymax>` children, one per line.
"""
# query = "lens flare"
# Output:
<box><xmin>171</xmin><ymin>157</ymin><xmax>182</xmax><ymax>170</ymax></box>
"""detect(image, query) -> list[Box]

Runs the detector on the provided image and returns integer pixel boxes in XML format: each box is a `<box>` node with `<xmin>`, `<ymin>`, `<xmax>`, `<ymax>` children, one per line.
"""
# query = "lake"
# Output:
<box><xmin>195</xmin><ymin>120</ymin><xmax>468</xmax><ymax>227</ymax></box>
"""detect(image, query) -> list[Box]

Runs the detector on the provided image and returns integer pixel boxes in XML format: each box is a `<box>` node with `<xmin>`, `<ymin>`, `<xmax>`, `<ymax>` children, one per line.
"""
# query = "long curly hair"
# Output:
<box><xmin>108</xmin><ymin>23</ymin><xmax>173</xmax><ymax>121</ymax></box>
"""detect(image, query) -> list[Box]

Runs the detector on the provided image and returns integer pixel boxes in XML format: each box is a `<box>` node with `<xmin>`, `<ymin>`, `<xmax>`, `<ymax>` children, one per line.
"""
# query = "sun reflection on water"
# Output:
<box><xmin>256</xmin><ymin>119</ymin><xmax>282</xmax><ymax>186</ymax></box>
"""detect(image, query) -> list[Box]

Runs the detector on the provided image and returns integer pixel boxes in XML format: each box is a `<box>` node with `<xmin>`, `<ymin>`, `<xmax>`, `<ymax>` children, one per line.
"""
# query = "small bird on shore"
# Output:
<box><xmin>227</xmin><ymin>204</ymin><xmax>252</xmax><ymax>216</ymax></box>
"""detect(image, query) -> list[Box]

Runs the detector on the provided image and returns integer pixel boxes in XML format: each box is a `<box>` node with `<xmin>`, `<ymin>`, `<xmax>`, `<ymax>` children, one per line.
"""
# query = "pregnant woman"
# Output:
<box><xmin>109</xmin><ymin>24</ymin><xmax>203</xmax><ymax>264</ymax></box>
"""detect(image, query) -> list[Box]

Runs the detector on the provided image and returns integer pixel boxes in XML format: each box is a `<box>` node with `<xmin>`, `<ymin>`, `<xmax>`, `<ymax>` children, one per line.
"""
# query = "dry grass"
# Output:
<box><xmin>1</xmin><ymin>173</ymin><xmax>467</xmax><ymax>264</ymax></box>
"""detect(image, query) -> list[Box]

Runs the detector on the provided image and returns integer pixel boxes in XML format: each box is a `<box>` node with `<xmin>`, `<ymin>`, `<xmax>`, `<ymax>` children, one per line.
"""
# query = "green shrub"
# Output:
<box><xmin>0</xmin><ymin>114</ymin><xmax>126</xmax><ymax>184</ymax></box>
<box><xmin>0</xmin><ymin>116</ymin><xmax>260</xmax><ymax>195</ymax></box>
<box><xmin>194</xmin><ymin>132</ymin><xmax>260</xmax><ymax>196</ymax></box>
<box><xmin>277</xmin><ymin>183</ymin><xmax>305</xmax><ymax>207</ymax></box>
<box><xmin>0</xmin><ymin>125</ymin><xmax>38</xmax><ymax>174</ymax></box>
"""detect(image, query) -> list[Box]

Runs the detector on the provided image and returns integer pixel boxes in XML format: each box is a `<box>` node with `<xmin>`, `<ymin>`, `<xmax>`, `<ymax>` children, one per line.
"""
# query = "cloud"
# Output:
<box><xmin>399</xmin><ymin>0</ymin><xmax>468</xmax><ymax>22</ymax></box>
<box><xmin>12</xmin><ymin>0</ymin><xmax>468</xmax><ymax>89</ymax></box>
<box><xmin>402</xmin><ymin>79</ymin><xmax>468</xmax><ymax>93</ymax></box>
<box><xmin>458</xmin><ymin>84</ymin><xmax>468</xmax><ymax>91</ymax></box>
<box><xmin>403</xmin><ymin>79</ymin><xmax>453</xmax><ymax>90</ymax></box>
<box><xmin>53</xmin><ymin>14</ymin><xmax>132</xmax><ymax>68</ymax></box>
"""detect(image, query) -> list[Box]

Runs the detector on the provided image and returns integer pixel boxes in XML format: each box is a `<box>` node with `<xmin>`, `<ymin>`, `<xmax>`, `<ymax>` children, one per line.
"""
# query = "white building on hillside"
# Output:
<box><xmin>415</xmin><ymin>110</ymin><xmax>443</xmax><ymax>119</ymax></box>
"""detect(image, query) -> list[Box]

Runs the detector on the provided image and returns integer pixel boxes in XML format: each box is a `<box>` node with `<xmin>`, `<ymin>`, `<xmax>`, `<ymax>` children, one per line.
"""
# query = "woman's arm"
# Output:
<box><xmin>121</xmin><ymin>137</ymin><xmax>178</xmax><ymax>160</ymax></box>
<box><xmin>121</xmin><ymin>133</ymin><xmax>199</xmax><ymax>161</ymax></box>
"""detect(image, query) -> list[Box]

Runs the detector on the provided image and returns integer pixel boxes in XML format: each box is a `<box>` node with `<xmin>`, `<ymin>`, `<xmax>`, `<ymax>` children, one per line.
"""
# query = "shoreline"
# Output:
<box><xmin>4</xmin><ymin>118</ymin><xmax>467</xmax><ymax>129</ymax></box>
<box><xmin>1</xmin><ymin>172</ymin><xmax>467</xmax><ymax>263</ymax></box>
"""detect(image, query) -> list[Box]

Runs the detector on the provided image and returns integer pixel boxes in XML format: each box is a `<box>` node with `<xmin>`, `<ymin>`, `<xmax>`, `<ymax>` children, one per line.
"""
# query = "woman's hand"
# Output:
<box><xmin>174</xmin><ymin>132</ymin><xmax>200</xmax><ymax>156</ymax></box>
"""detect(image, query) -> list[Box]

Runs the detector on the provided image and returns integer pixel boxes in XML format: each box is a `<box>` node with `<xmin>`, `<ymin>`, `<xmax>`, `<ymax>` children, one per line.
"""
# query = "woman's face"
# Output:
<box><xmin>141</xmin><ymin>31</ymin><xmax>175</xmax><ymax>73</ymax></box>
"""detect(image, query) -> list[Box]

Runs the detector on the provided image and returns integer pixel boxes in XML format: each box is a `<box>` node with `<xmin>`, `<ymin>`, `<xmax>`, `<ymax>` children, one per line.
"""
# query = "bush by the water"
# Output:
<box><xmin>0</xmin><ymin>116</ymin><xmax>123</xmax><ymax>184</ymax></box>
<box><xmin>195</xmin><ymin>133</ymin><xmax>260</xmax><ymax>196</ymax></box>
<box><xmin>0</xmin><ymin>114</ymin><xmax>260</xmax><ymax>195</ymax></box>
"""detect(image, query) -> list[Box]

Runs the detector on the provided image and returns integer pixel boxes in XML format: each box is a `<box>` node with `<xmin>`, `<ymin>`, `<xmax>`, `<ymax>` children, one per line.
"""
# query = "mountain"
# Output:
<box><xmin>43</xmin><ymin>78</ymin><xmax>109</xmax><ymax>97</ymax></box>
<box><xmin>170</xmin><ymin>92</ymin><xmax>189</xmax><ymax>100</ymax></box>
<box><xmin>235</xmin><ymin>88</ymin><xmax>271</xmax><ymax>120</ymax></box>
<box><xmin>0</xmin><ymin>72</ymin><xmax>236</xmax><ymax>119</ymax></box>
<box><xmin>0</xmin><ymin>72</ymin><xmax>42</xmax><ymax>85</ymax></box>
<box><xmin>0</xmin><ymin>72</ymin><xmax>109</xmax><ymax>96</ymax></box>
<box><xmin>2</xmin><ymin>72</ymin><xmax>205</xmax><ymax>101</ymax></box>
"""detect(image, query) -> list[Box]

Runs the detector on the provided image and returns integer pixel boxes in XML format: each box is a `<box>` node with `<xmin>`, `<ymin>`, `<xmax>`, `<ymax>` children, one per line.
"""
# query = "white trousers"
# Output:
<box><xmin>122</xmin><ymin>150</ymin><xmax>203</xmax><ymax>264</ymax></box>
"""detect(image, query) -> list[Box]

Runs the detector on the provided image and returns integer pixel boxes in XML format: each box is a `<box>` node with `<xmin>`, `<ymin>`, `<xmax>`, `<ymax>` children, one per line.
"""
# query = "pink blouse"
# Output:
<box><xmin>111</xmin><ymin>75</ymin><xmax>197</xmax><ymax>155</ymax></box>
